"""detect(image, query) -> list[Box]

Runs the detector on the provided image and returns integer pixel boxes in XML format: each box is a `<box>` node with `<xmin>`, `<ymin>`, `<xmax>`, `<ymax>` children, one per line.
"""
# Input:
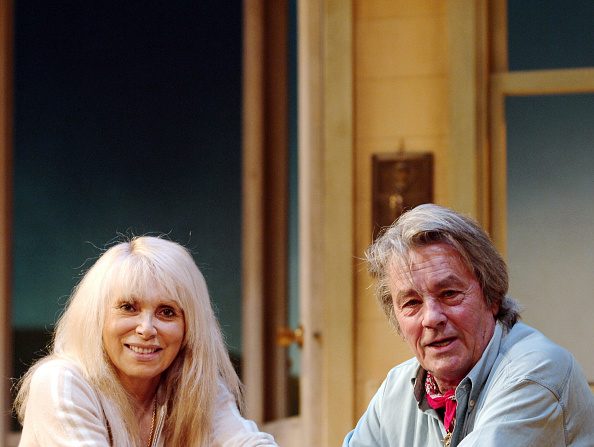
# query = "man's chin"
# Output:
<box><xmin>425</xmin><ymin>361</ymin><xmax>467</xmax><ymax>385</ymax></box>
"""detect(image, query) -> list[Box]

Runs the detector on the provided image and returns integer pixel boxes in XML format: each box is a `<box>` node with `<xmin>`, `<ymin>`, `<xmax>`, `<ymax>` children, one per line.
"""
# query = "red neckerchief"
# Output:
<box><xmin>424</xmin><ymin>372</ymin><xmax>457</xmax><ymax>432</ymax></box>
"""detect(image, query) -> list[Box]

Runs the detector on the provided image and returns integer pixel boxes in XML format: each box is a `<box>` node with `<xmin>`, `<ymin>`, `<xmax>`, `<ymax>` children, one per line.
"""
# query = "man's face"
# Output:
<box><xmin>389</xmin><ymin>243</ymin><xmax>498</xmax><ymax>392</ymax></box>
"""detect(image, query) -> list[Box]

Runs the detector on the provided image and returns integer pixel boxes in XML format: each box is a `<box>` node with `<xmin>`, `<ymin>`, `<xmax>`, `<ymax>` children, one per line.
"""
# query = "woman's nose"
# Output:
<box><xmin>136</xmin><ymin>312</ymin><xmax>157</xmax><ymax>338</ymax></box>
<box><xmin>421</xmin><ymin>299</ymin><xmax>447</xmax><ymax>329</ymax></box>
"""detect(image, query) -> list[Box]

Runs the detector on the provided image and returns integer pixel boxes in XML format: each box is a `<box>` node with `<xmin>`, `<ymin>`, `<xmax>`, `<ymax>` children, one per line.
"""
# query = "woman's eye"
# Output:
<box><xmin>118</xmin><ymin>303</ymin><xmax>135</xmax><ymax>312</ymax></box>
<box><xmin>159</xmin><ymin>307</ymin><xmax>177</xmax><ymax>318</ymax></box>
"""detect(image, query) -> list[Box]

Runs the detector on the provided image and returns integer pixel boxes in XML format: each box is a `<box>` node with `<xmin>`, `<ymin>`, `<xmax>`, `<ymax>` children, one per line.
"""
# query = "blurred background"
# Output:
<box><xmin>12</xmin><ymin>0</ymin><xmax>243</xmax><ymax>429</ymax></box>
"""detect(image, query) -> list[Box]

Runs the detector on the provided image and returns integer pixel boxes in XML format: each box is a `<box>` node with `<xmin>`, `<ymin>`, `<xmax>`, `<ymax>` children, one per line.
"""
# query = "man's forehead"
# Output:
<box><xmin>387</xmin><ymin>243</ymin><xmax>473</xmax><ymax>285</ymax></box>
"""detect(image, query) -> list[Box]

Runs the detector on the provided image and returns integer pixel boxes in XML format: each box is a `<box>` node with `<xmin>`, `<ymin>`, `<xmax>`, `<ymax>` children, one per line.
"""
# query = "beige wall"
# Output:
<box><xmin>353</xmin><ymin>0</ymin><xmax>453</xmax><ymax>417</ymax></box>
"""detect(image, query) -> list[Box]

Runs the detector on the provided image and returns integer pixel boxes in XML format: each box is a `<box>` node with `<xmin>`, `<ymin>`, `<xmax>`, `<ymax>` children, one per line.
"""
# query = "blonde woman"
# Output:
<box><xmin>15</xmin><ymin>236</ymin><xmax>277</xmax><ymax>447</ymax></box>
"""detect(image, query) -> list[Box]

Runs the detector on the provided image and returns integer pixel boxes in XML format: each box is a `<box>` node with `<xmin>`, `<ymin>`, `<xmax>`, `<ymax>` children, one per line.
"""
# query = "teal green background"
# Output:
<box><xmin>12</xmin><ymin>1</ymin><xmax>243</xmax><ymax>357</ymax></box>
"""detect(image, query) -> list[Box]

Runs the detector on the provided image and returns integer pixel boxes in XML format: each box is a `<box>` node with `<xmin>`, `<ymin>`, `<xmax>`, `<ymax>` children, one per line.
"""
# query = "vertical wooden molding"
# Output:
<box><xmin>487</xmin><ymin>0</ymin><xmax>509</xmax><ymax>251</ymax></box>
<box><xmin>475</xmin><ymin>0</ymin><xmax>491</xmax><ymax>228</ymax></box>
<box><xmin>300</xmin><ymin>1</ymin><xmax>354</xmax><ymax>445</ymax></box>
<box><xmin>298</xmin><ymin>1</ymin><xmax>323</xmax><ymax>445</ymax></box>
<box><xmin>446</xmin><ymin>0</ymin><xmax>479</xmax><ymax>218</ymax></box>
<box><xmin>242</xmin><ymin>0</ymin><xmax>291</xmax><ymax>425</ymax></box>
<box><xmin>0</xmin><ymin>0</ymin><xmax>13</xmax><ymax>442</ymax></box>
<box><xmin>262</xmin><ymin>0</ymin><xmax>289</xmax><ymax>421</ymax></box>
<box><xmin>242</xmin><ymin>0</ymin><xmax>266</xmax><ymax>423</ymax></box>
<box><xmin>488</xmin><ymin>75</ymin><xmax>507</xmax><ymax>256</ymax></box>
<box><xmin>323</xmin><ymin>0</ymin><xmax>354</xmax><ymax>445</ymax></box>
<box><xmin>489</xmin><ymin>0</ymin><xmax>508</xmax><ymax>73</ymax></box>
<box><xmin>446</xmin><ymin>0</ymin><xmax>491</xmax><ymax>226</ymax></box>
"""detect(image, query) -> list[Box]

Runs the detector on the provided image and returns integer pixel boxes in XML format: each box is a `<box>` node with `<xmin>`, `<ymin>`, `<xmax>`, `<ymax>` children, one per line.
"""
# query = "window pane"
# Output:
<box><xmin>508</xmin><ymin>0</ymin><xmax>594</xmax><ymax>71</ymax></box>
<box><xmin>506</xmin><ymin>94</ymin><xmax>594</xmax><ymax>381</ymax></box>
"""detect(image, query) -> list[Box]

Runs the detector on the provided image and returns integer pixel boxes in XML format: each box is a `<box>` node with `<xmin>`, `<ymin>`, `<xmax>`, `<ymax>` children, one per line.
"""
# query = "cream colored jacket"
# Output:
<box><xmin>19</xmin><ymin>359</ymin><xmax>277</xmax><ymax>447</ymax></box>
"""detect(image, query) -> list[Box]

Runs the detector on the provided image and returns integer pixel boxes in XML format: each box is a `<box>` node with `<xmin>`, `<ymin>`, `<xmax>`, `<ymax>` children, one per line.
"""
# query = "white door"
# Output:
<box><xmin>242</xmin><ymin>1</ymin><xmax>354</xmax><ymax>446</ymax></box>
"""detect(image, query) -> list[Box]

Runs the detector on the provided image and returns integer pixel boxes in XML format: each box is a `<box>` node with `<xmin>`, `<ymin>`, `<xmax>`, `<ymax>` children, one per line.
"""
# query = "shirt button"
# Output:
<box><xmin>469</xmin><ymin>399</ymin><xmax>475</xmax><ymax>407</ymax></box>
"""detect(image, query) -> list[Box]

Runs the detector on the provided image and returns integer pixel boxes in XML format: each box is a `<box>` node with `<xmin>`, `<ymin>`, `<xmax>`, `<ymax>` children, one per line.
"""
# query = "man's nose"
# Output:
<box><xmin>136</xmin><ymin>312</ymin><xmax>157</xmax><ymax>338</ymax></box>
<box><xmin>421</xmin><ymin>299</ymin><xmax>447</xmax><ymax>328</ymax></box>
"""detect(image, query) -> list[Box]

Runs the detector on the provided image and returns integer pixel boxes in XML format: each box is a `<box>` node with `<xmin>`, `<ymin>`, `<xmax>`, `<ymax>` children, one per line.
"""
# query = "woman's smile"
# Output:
<box><xmin>125</xmin><ymin>343</ymin><xmax>162</xmax><ymax>356</ymax></box>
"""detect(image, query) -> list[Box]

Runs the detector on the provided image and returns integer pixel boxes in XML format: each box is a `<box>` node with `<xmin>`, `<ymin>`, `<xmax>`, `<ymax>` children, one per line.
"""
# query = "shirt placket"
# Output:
<box><xmin>449</xmin><ymin>380</ymin><xmax>471</xmax><ymax>447</ymax></box>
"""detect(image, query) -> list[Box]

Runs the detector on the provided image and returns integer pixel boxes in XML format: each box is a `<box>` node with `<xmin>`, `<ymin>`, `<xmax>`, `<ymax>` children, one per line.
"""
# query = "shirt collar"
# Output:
<box><xmin>412</xmin><ymin>365</ymin><xmax>430</xmax><ymax>410</ymax></box>
<box><xmin>459</xmin><ymin>321</ymin><xmax>505</xmax><ymax>402</ymax></box>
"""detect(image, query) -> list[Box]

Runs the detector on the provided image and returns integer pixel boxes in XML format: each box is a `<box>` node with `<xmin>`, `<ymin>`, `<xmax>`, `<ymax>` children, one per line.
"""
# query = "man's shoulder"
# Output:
<box><xmin>387</xmin><ymin>357</ymin><xmax>420</xmax><ymax>376</ymax></box>
<box><xmin>502</xmin><ymin>322</ymin><xmax>573</xmax><ymax>364</ymax></box>
<box><xmin>497</xmin><ymin>322</ymin><xmax>579</xmax><ymax>391</ymax></box>
<box><xmin>380</xmin><ymin>358</ymin><xmax>420</xmax><ymax>397</ymax></box>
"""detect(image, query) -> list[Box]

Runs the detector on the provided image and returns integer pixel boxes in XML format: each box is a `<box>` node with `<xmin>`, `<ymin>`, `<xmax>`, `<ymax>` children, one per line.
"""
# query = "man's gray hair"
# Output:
<box><xmin>366</xmin><ymin>203</ymin><xmax>520</xmax><ymax>332</ymax></box>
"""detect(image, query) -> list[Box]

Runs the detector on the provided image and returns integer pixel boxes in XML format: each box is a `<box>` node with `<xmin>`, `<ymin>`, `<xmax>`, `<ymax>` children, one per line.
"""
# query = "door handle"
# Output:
<box><xmin>276</xmin><ymin>325</ymin><xmax>303</xmax><ymax>348</ymax></box>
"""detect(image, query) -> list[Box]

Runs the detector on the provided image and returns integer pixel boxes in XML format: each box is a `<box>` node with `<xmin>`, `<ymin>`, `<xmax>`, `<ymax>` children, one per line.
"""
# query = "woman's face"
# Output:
<box><xmin>102</xmin><ymin>286</ymin><xmax>185</xmax><ymax>394</ymax></box>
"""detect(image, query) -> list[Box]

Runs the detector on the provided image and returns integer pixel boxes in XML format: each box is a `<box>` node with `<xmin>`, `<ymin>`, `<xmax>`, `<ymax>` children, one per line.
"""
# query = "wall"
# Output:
<box><xmin>353</xmin><ymin>0</ymin><xmax>451</xmax><ymax>417</ymax></box>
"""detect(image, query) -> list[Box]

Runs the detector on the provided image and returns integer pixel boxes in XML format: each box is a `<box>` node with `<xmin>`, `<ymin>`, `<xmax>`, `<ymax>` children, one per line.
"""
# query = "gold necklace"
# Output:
<box><xmin>146</xmin><ymin>397</ymin><xmax>157</xmax><ymax>447</ymax></box>
<box><xmin>443</xmin><ymin>431</ymin><xmax>452</xmax><ymax>447</ymax></box>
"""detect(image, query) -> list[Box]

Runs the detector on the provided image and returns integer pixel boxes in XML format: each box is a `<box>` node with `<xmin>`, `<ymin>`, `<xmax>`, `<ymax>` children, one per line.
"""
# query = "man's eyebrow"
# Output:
<box><xmin>394</xmin><ymin>288</ymin><xmax>419</xmax><ymax>303</ymax></box>
<box><xmin>434</xmin><ymin>274</ymin><xmax>466</xmax><ymax>289</ymax></box>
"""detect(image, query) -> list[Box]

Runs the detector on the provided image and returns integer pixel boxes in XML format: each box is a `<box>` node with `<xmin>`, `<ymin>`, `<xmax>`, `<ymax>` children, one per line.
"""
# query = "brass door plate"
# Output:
<box><xmin>372</xmin><ymin>152</ymin><xmax>433</xmax><ymax>241</ymax></box>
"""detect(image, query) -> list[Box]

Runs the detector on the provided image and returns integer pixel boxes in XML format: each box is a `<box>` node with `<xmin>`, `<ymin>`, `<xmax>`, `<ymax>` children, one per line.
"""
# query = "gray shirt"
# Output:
<box><xmin>343</xmin><ymin>322</ymin><xmax>594</xmax><ymax>446</ymax></box>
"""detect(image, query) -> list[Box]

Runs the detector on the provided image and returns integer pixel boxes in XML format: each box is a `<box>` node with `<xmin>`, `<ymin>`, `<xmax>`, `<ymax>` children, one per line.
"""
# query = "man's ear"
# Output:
<box><xmin>491</xmin><ymin>301</ymin><xmax>500</xmax><ymax>317</ymax></box>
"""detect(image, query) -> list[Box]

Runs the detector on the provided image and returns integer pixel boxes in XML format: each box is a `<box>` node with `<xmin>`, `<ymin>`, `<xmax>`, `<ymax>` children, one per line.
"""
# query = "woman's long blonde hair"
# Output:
<box><xmin>15</xmin><ymin>236</ymin><xmax>242</xmax><ymax>446</ymax></box>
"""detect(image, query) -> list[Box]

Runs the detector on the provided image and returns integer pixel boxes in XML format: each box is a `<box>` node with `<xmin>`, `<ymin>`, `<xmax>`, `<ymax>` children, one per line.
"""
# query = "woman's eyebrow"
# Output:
<box><xmin>158</xmin><ymin>298</ymin><xmax>183</xmax><ymax>308</ymax></box>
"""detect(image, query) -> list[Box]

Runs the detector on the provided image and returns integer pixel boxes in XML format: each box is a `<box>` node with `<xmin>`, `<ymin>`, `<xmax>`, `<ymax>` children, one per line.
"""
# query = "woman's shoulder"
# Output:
<box><xmin>29</xmin><ymin>357</ymin><xmax>99</xmax><ymax>401</ymax></box>
<box><xmin>20</xmin><ymin>359</ymin><xmax>113</xmax><ymax>445</ymax></box>
<box><xmin>30</xmin><ymin>357</ymin><xmax>84</xmax><ymax>383</ymax></box>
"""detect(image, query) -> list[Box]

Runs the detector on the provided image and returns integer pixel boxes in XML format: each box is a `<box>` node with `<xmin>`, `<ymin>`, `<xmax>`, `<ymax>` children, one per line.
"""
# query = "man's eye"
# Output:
<box><xmin>442</xmin><ymin>290</ymin><xmax>458</xmax><ymax>298</ymax></box>
<box><xmin>402</xmin><ymin>300</ymin><xmax>421</xmax><ymax>308</ymax></box>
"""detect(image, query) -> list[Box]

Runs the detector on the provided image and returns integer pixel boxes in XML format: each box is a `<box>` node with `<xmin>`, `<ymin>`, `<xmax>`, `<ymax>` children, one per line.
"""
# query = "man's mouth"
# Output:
<box><xmin>427</xmin><ymin>337</ymin><xmax>455</xmax><ymax>348</ymax></box>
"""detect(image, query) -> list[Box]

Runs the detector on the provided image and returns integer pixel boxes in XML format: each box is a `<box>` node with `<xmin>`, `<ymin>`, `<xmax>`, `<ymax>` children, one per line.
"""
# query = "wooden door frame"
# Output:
<box><xmin>242</xmin><ymin>0</ymin><xmax>291</xmax><ymax>424</ymax></box>
<box><xmin>242</xmin><ymin>1</ymin><xmax>354</xmax><ymax>446</ymax></box>
<box><xmin>445</xmin><ymin>0</ymin><xmax>491</xmax><ymax>223</ymax></box>
<box><xmin>298</xmin><ymin>0</ymin><xmax>355</xmax><ymax>444</ymax></box>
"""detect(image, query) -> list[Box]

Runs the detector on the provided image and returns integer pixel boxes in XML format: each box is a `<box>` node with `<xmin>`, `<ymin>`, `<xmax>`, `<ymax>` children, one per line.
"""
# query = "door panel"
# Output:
<box><xmin>242</xmin><ymin>1</ymin><xmax>354</xmax><ymax>445</ymax></box>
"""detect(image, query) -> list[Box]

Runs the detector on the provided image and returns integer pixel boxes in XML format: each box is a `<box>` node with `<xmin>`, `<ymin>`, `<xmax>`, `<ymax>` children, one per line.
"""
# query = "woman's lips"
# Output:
<box><xmin>125</xmin><ymin>344</ymin><xmax>161</xmax><ymax>355</ymax></box>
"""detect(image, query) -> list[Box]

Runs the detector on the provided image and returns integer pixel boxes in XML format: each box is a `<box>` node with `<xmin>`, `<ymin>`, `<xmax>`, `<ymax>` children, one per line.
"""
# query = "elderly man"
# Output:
<box><xmin>344</xmin><ymin>204</ymin><xmax>594</xmax><ymax>446</ymax></box>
